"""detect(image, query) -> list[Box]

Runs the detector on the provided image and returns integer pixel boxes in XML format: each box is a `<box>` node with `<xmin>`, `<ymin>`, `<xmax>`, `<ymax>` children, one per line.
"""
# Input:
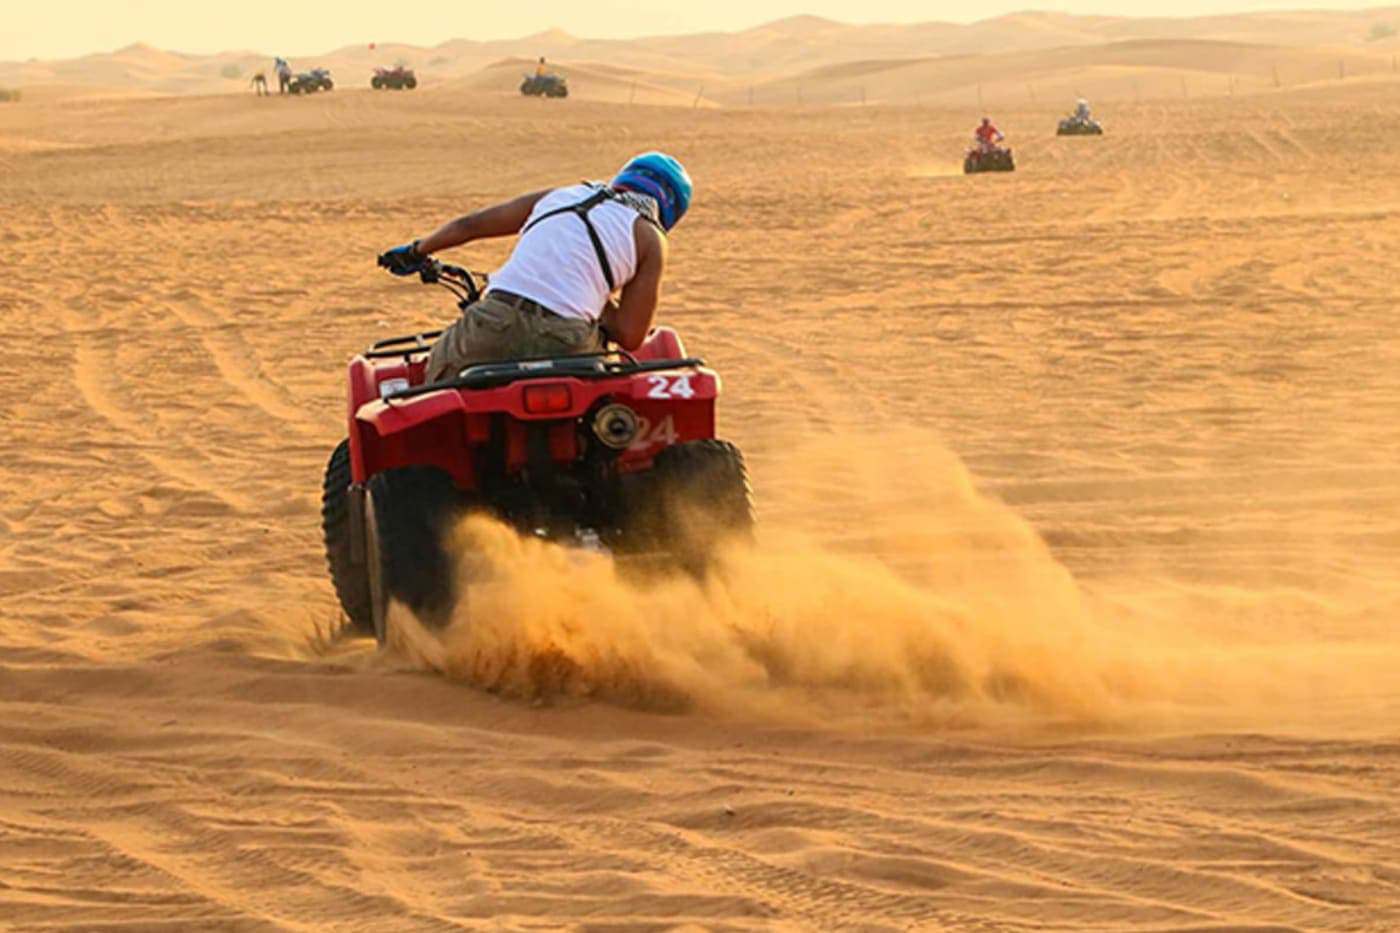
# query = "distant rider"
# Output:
<box><xmin>535</xmin><ymin>56</ymin><xmax>548</xmax><ymax>78</ymax></box>
<box><xmin>1073</xmin><ymin>98</ymin><xmax>1092</xmax><ymax>122</ymax></box>
<box><xmin>274</xmin><ymin>57</ymin><xmax>292</xmax><ymax>94</ymax></box>
<box><xmin>378</xmin><ymin>152</ymin><xmax>693</xmax><ymax>383</ymax></box>
<box><xmin>974</xmin><ymin>117</ymin><xmax>1004</xmax><ymax>153</ymax></box>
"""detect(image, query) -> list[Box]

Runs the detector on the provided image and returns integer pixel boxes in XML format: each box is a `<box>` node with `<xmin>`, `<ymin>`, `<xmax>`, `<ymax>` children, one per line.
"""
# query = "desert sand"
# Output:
<box><xmin>2</xmin><ymin>26</ymin><xmax>1400</xmax><ymax>931</ymax></box>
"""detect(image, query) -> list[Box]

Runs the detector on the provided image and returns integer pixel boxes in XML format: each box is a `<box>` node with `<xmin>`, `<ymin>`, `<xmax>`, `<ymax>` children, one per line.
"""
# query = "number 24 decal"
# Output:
<box><xmin>630</xmin><ymin>415</ymin><xmax>677</xmax><ymax>450</ymax></box>
<box><xmin>645</xmin><ymin>374</ymin><xmax>695</xmax><ymax>400</ymax></box>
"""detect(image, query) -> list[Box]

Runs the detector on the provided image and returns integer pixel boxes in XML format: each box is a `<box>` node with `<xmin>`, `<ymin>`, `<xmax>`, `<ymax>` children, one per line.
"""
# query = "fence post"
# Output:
<box><xmin>694</xmin><ymin>85</ymin><xmax>704</xmax><ymax>108</ymax></box>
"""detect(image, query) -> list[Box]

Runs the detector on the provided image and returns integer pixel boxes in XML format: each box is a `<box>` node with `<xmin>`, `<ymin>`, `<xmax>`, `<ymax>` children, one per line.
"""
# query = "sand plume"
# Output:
<box><xmin>391</xmin><ymin>431</ymin><xmax>1400</xmax><ymax>732</ymax></box>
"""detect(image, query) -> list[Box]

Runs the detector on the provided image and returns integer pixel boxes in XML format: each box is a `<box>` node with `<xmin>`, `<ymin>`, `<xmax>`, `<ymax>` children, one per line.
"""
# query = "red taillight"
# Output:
<box><xmin>522</xmin><ymin>383</ymin><xmax>573</xmax><ymax>414</ymax></box>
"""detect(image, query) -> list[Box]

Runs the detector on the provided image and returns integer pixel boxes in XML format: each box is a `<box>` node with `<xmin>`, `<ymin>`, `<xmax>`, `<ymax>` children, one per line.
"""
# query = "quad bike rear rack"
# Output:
<box><xmin>382</xmin><ymin>351</ymin><xmax>705</xmax><ymax>402</ymax></box>
<box><xmin>366</xmin><ymin>331</ymin><xmax>444</xmax><ymax>359</ymax></box>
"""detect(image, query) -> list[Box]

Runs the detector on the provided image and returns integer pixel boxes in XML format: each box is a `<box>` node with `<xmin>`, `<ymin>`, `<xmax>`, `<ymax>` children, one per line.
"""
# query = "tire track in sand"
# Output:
<box><xmin>163</xmin><ymin>298</ymin><xmax>322</xmax><ymax>434</ymax></box>
<box><xmin>59</xmin><ymin>305</ymin><xmax>255</xmax><ymax>514</ymax></box>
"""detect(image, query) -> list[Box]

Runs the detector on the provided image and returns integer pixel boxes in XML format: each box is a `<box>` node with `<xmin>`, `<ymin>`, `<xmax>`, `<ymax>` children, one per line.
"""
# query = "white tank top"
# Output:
<box><xmin>487</xmin><ymin>184</ymin><xmax>641</xmax><ymax>321</ymax></box>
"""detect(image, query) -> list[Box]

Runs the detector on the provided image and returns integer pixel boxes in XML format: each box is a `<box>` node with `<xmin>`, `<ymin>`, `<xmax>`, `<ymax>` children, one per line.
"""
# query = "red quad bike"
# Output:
<box><xmin>964</xmin><ymin>143</ymin><xmax>1016</xmax><ymax>174</ymax></box>
<box><xmin>321</xmin><ymin>260</ymin><xmax>754</xmax><ymax>644</ymax></box>
<box><xmin>371</xmin><ymin>66</ymin><xmax>417</xmax><ymax>90</ymax></box>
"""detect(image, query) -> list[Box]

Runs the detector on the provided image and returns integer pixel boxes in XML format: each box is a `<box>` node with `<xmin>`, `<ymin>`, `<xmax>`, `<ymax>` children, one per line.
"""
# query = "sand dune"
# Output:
<box><xmin>4</xmin><ymin>7</ymin><xmax>1400</xmax><ymax>102</ymax></box>
<box><xmin>448</xmin><ymin>57</ymin><xmax>720</xmax><ymax>107</ymax></box>
<box><xmin>1</xmin><ymin>57</ymin><xmax>1399</xmax><ymax>931</ymax></box>
<box><xmin>737</xmin><ymin>38</ymin><xmax>1400</xmax><ymax>107</ymax></box>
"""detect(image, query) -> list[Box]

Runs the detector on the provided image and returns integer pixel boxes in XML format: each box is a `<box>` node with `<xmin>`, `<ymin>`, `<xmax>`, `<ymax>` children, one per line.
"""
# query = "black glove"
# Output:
<box><xmin>378</xmin><ymin>241</ymin><xmax>426</xmax><ymax>276</ymax></box>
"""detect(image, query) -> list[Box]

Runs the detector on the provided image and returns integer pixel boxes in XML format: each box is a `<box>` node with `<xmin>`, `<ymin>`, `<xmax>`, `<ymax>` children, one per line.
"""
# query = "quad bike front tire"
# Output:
<box><xmin>371</xmin><ymin>76</ymin><xmax>384</xmax><ymax>89</ymax></box>
<box><xmin>321</xmin><ymin>439</ymin><xmax>373</xmax><ymax>637</ymax></box>
<box><xmin>404</xmin><ymin>76</ymin><xmax>417</xmax><ymax>89</ymax></box>
<box><xmin>321</xmin><ymin>80</ymin><xmax>334</xmax><ymax>91</ymax></box>
<box><xmin>632</xmin><ymin>440</ymin><xmax>754</xmax><ymax>574</ymax></box>
<box><xmin>364</xmin><ymin>465</ymin><xmax>462</xmax><ymax>645</ymax></box>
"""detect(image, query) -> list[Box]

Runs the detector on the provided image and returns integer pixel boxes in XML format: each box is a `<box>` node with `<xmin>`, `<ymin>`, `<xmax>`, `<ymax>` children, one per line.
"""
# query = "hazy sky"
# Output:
<box><xmin>3</xmin><ymin>1</ymin><xmax>1393</xmax><ymax>60</ymax></box>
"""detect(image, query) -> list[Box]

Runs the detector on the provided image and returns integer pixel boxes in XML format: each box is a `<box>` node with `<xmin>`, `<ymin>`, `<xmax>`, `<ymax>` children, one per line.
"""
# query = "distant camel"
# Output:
<box><xmin>250</xmin><ymin>72</ymin><xmax>269</xmax><ymax>96</ymax></box>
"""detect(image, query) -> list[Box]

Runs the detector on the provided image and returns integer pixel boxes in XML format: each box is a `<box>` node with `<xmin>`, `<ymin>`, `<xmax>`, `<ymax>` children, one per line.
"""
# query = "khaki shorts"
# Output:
<box><xmin>425</xmin><ymin>293</ymin><xmax>602</xmax><ymax>383</ymax></box>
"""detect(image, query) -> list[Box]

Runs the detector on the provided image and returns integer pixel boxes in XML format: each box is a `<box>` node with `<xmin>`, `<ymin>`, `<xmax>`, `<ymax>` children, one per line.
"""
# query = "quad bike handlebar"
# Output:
<box><xmin>417</xmin><ymin>258</ymin><xmax>487</xmax><ymax>307</ymax></box>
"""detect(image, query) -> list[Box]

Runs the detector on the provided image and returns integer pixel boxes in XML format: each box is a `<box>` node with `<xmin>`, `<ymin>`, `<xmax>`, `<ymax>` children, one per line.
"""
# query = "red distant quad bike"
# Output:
<box><xmin>371</xmin><ymin>66</ymin><xmax>417</xmax><ymax>90</ymax></box>
<box><xmin>964</xmin><ymin>144</ymin><xmax>1016</xmax><ymax>174</ymax></box>
<box><xmin>321</xmin><ymin>260</ymin><xmax>754</xmax><ymax>644</ymax></box>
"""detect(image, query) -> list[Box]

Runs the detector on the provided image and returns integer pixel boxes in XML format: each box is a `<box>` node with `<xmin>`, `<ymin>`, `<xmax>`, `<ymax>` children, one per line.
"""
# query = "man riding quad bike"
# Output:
<box><xmin>965</xmin><ymin>117</ymin><xmax>1015</xmax><ymax>173</ymax></box>
<box><xmin>1058</xmin><ymin>98</ymin><xmax>1103</xmax><ymax>136</ymax></box>
<box><xmin>322</xmin><ymin>153</ymin><xmax>753</xmax><ymax>643</ymax></box>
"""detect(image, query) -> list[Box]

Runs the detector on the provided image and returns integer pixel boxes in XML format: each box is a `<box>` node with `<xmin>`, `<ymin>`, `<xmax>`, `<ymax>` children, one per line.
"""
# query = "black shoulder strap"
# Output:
<box><xmin>520</xmin><ymin>188</ymin><xmax>618</xmax><ymax>291</ymax></box>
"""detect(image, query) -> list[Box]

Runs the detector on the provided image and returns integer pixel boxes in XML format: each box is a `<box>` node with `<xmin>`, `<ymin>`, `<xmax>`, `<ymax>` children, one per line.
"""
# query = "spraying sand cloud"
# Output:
<box><xmin>387</xmin><ymin>430</ymin><xmax>1400</xmax><ymax>730</ymax></box>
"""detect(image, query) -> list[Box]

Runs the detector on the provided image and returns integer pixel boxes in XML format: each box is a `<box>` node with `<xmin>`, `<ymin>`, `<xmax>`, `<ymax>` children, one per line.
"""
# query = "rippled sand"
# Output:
<box><xmin>1</xmin><ymin>82</ymin><xmax>1397</xmax><ymax>929</ymax></box>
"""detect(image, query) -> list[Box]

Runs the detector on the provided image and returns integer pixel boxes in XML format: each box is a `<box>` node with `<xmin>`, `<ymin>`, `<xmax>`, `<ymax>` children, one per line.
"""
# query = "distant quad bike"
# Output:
<box><xmin>371</xmin><ymin>66</ymin><xmax>417</xmax><ymax>90</ymax></box>
<box><xmin>1057</xmin><ymin>116</ymin><xmax>1103</xmax><ymax>136</ymax></box>
<box><xmin>321</xmin><ymin>260</ymin><xmax>754</xmax><ymax>644</ymax></box>
<box><xmin>964</xmin><ymin>144</ymin><xmax>1016</xmax><ymax>174</ymax></box>
<box><xmin>520</xmin><ymin>73</ymin><xmax>569</xmax><ymax>98</ymax></box>
<box><xmin>288</xmin><ymin>68</ymin><xmax>334</xmax><ymax>94</ymax></box>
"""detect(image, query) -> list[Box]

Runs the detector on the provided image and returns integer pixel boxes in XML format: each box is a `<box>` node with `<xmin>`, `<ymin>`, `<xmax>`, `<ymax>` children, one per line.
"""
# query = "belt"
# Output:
<box><xmin>484</xmin><ymin>289</ymin><xmax>560</xmax><ymax>318</ymax></box>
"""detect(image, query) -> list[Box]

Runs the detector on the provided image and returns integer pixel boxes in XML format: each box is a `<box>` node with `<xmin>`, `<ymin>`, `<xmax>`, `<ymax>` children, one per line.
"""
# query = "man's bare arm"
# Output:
<box><xmin>413</xmin><ymin>189</ymin><xmax>552</xmax><ymax>256</ymax></box>
<box><xmin>601</xmin><ymin>221</ymin><xmax>667</xmax><ymax>350</ymax></box>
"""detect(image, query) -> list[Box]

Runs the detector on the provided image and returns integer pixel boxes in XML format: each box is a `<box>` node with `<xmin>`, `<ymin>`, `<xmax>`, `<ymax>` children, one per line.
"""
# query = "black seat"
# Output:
<box><xmin>456</xmin><ymin>356</ymin><xmax>611</xmax><ymax>389</ymax></box>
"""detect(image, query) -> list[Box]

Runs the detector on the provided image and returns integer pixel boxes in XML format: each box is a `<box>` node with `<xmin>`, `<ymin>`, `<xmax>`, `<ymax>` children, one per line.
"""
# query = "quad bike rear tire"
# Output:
<box><xmin>632</xmin><ymin>440</ymin><xmax>754</xmax><ymax>574</ymax></box>
<box><xmin>364</xmin><ymin>465</ymin><xmax>462</xmax><ymax>645</ymax></box>
<box><xmin>404</xmin><ymin>76</ymin><xmax>417</xmax><ymax>89</ymax></box>
<box><xmin>321</xmin><ymin>439</ymin><xmax>374</xmax><ymax>637</ymax></box>
<box><xmin>371</xmin><ymin>76</ymin><xmax>383</xmax><ymax>89</ymax></box>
